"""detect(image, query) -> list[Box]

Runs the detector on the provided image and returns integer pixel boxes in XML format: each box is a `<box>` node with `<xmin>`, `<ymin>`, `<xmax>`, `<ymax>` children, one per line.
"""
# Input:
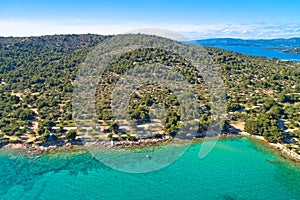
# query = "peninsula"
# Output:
<box><xmin>0</xmin><ymin>34</ymin><xmax>299</xmax><ymax>161</ymax></box>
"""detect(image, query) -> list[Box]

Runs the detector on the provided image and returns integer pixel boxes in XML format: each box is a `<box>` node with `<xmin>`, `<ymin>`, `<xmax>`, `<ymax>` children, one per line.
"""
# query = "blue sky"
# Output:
<box><xmin>0</xmin><ymin>0</ymin><xmax>299</xmax><ymax>38</ymax></box>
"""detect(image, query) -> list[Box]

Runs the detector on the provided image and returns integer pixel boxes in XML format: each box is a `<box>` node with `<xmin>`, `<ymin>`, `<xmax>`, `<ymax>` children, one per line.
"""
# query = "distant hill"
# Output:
<box><xmin>194</xmin><ymin>37</ymin><xmax>300</xmax><ymax>48</ymax></box>
<box><xmin>282</xmin><ymin>47</ymin><xmax>300</xmax><ymax>54</ymax></box>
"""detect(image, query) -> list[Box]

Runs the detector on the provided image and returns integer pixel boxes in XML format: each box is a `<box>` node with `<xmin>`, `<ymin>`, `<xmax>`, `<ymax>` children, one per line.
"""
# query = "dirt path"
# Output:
<box><xmin>30</xmin><ymin>108</ymin><xmax>39</xmax><ymax>133</ymax></box>
<box><xmin>58</xmin><ymin>104</ymin><xmax>65</xmax><ymax>113</ymax></box>
<box><xmin>11</xmin><ymin>91</ymin><xmax>39</xmax><ymax>133</ymax></box>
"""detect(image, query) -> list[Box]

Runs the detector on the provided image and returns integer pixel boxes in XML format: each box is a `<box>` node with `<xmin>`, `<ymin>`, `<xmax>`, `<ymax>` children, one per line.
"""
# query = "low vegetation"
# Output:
<box><xmin>0</xmin><ymin>34</ymin><xmax>298</xmax><ymax>150</ymax></box>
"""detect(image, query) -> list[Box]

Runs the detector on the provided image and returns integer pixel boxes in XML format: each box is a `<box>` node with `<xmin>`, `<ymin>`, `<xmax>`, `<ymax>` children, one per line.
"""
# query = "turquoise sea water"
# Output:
<box><xmin>0</xmin><ymin>137</ymin><xmax>300</xmax><ymax>200</ymax></box>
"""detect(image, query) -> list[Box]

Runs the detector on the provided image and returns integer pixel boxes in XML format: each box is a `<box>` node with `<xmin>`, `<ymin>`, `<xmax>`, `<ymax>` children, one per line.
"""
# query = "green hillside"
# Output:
<box><xmin>0</xmin><ymin>34</ymin><xmax>299</xmax><ymax>152</ymax></box>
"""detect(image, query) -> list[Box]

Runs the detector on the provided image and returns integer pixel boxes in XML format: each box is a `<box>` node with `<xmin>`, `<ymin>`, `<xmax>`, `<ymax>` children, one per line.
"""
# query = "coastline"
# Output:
<box><xmin>238</xmin><ymin>131</ymin><xmax>300</xmax><ymax>162</ymax></box>
<box><xmin>0</xmin><ymin>136</ymin><xmax>173</xmax><ymax>156</ymax></box>
<box><xmin>231</xmin><ymin>120</ymin><xmax>300</xmax><ymax>162</ymax></box>
<box><xmin>1</xmin><ymin>133</ymin><xmax>300</xmax><ymax>163</ymax></box>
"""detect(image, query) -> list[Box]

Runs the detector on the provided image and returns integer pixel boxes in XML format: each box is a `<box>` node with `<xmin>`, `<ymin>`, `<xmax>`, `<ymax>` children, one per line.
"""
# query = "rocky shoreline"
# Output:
<box><xmin>0</xmin><ymin>136</ymin><xmax>173</xmax><ymax>156</ymax></box>
<box><xmin>0</xmin><ymin>141</ymin><xmax>79</xmax><ymax>156</ymax></box>
<box><xmin>238</xmin><ymin>132</ymin><xmax>300</xmax><ymax>162</ymax></box>
<box><xmin>1</xmin><ymin>134</ymin><xmax>300</xmax><ymax>162</ymax></box>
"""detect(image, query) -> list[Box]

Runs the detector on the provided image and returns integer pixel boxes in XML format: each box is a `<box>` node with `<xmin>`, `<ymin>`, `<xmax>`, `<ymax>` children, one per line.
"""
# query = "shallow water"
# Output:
<box><xmin>0</xmin><ymin>137</ymin><xmax>299</xmax><ymax>200</ymax></box>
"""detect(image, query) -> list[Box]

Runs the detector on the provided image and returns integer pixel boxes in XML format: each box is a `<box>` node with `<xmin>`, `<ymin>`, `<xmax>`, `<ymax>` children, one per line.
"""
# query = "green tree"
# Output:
<box><xmin>263</xmin><ymin>126</ymin><xmax>284</xmax><ymax>143</ymax></box>
<box><xmin>66</xmin><ymin>129</ymin><xmax>77</xmax><ymax>141</ymax></box>
<box><xmin>245</xmin><ymin>119</ymin><xmax>259</xmax><ymax>135</ymax></box>
<box><xmin>109</xmin><ymin>121</ymin><xmax>119</xmax><ymax>132</ymax></box>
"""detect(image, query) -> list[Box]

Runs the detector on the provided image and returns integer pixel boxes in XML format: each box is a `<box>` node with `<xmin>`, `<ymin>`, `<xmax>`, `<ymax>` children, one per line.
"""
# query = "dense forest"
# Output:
<box><xmin>0</xmin><ymin>34</ymin><xmax>299</xmax><ymax>153</ymax></box>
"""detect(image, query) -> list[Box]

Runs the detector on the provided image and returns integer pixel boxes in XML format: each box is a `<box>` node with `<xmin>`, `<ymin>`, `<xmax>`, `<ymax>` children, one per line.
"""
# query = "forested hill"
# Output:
<box><xmin>0</xmin><ymin>34</ymin><xmax>109</xmax><ymax>75</ymax></box>
<box><xmin>0</xmin><ymin>34</ymin><xmax>107</xmax><ymax>51</ymax></box>
<box><xmin>0</xmin><ymin>34</ymin><xmax>109</xmax><ymax>140</ymax></box>
<box><xmin>0</xmin><ymin>34</ymin><xmax>299</xmax><ymax>152</ymax></box>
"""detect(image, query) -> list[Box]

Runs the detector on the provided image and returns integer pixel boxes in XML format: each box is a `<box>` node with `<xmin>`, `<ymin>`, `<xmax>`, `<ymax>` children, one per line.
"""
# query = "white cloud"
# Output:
<box><xmin>179</xmin><ymin>23</ymin><xmax>300</xmax><ymax>39</ymax></box>
<box><xmin>0</xmin><ymin>19</ymin><xmax>299</xmax><ymax>39</ymax></box>
<box><xmin>0</xmin><ymin>19</ymin><xmax>152</xmax><ymax>36</ymax></box>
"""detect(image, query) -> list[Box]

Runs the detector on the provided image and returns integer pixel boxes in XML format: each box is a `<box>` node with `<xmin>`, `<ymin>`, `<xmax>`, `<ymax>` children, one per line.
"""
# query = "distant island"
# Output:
<box><xmin>0</xmin><ymin>34</ymin><xmax>299</xmax><ymax>161</ymax></box>
<box><xmin>281</xmin><ymin>47</ymin><xmax>300</xmax><ymax>54</ymax></box>
<box><xmin>193</xmin><ymin>37</ymin><xmax>300</xmax><ymax>62</ymax></box>
<box><xmin>194</xmin><ymin>37</ymin><xmax>300</xmax><ymax>47</ymax></box>
<box><xmin>262</xmin><ymin>47</ymin><xmax>300</xmax><ymax>55</ymax></box>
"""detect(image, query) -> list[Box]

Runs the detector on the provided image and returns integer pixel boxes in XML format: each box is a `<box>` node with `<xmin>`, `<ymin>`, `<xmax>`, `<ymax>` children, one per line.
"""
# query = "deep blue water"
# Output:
<box><xmin>206</xmin><ymin>45</ymin><xmax>300</xmax><ymax>62</ymax></box>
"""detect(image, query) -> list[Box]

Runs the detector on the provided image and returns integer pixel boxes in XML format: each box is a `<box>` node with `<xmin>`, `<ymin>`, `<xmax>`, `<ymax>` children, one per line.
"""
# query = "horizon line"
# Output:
<box><xmin>0</xmin><ymin>33</ymin><xmax>299</xmax><ymax>41</ymax></box>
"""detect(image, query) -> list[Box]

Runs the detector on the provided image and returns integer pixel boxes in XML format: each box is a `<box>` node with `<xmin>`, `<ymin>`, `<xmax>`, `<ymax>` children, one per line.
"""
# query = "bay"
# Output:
<box><xmin>0</xmin><ymin>137</ymin><xmax>300</xmax><ymax>200</ymax></box>
<box><xmin>212</xmin><ymin>45</ymin><xmax>300</xmax><ymax>62</ymax></box>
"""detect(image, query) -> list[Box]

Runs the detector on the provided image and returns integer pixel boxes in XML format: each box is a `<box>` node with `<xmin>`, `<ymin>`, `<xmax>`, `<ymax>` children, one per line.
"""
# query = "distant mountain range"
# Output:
<box><xmin>194</xmin><ymin>38</ymin><xmax>300</xmax><ymax>48</ymax></box>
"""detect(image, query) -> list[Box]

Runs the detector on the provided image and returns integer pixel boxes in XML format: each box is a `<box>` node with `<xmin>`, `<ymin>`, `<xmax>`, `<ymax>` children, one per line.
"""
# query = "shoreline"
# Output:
<box><xmin>1</xmin><ymin>133</ymin><xmax>300</xmax><ymax>162</ymax></box>
<box><xmin>0</xmin><ymin>136</ymin><xmax>174</xmax><ymax>156</ymax></box>
<box><xmin>239</xmin><ymin>131</ymin><xmax>300</xmax><ymax>162</ymax></box>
